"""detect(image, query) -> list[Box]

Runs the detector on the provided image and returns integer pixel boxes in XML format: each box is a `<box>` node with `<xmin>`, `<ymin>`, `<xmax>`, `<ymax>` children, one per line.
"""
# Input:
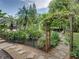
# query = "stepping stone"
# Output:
<box><xmin>0</xmin><ymin>40</ymin><xmax>6</xmax><ymax>43</ymax></box>
<box><xmin>53</xmin><ymin>52</ymin><xmax>63</xmax><ymax>59</ymax></box>
<box><xmin>26</xmin><ymin>52</ymin><xmax>36</xmax><ymax>59</ymax></box>
<box><xmin>18</xmin><ymin>50</ymin><xmax>26</xmax><ymax>55</ymax></box>
<box><xmin>56</xmin><ymin>45</ymin><xmax>66</xmax><ymax>51</ymax></box>
<box><xmin>49</xmin><ymin>49</ymin><xmax>59</xmax><ymax>55</ymax></box>
<box><xmin>58</xmin><ymin>50</ymin><xmax>66</xmax><ymax>56</ymax></box>
<box><xmin>0</xmin><ymin>43</ymin><xmax>13</xmax><ymax>49</ymax></box>
<box><xmin>48</xmin><ymin>56</ymin><xmax>58</xmax><ymax>59</ymax></box>
<box><xmin>23</xmin><ymin>51</ymin><xmax>31</xmax><ymax>59</ymax></box>
<box><xmin>38</xmin><ymin>55</ymin><xmax>45</xmax><ymax>59</ymax></box>
<box><xmin>15</xmin><ymin>48</ymin><xmax>23</xmax><ymax>51</ymax></box>
<box><xmin>6</xmin><ymin>45</ymin><xmax>16</xmax><ymax>50</ymax></box>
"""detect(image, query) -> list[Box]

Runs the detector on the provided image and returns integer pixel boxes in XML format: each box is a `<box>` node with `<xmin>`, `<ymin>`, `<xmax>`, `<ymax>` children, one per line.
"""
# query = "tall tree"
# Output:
<box><xmin>28</xmin><ymin>3</ymin><xmax>37</xmax><ymax>24</ymax></box>
<box><xmin>18</xmin><ymin>5</ymin><xmax>28</xmax><ymax>29</ymax></box>
<box><xmin>49</xmin><ymin>0</ymin><xmax>74</xmax><ymax>13</ymax></box>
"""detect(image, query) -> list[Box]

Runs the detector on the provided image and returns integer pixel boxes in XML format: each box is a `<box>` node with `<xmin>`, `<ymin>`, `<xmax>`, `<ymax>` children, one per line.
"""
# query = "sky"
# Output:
<box><xmin>0</xmin><ymin>0</ymin><xmax>51</xmax><ymax>16</ymax></box>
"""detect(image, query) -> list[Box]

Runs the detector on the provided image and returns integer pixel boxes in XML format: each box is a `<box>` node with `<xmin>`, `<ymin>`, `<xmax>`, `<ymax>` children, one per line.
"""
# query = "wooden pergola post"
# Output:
<box><xmin>45</xmin><ymin>25</ymin><xmax>50</xmax><ymax>52</ymax></box>
<box><xmin>69</xmin><ymin>13</ymin><xmax>74</xmax><ymax>59</ymax></box>
<box><xmin>44</xmin><ymin>20</ymin><xmax>51</xmax><ymax>52</ymax></box>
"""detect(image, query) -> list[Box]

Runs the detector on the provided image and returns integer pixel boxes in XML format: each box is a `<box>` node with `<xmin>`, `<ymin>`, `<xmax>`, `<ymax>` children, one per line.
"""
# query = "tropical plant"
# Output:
<box><xmin>37</xmin><ymin>35</ymin><xmax>46</xmax><ymax>48</ymax></box>
<box><xmin>51</xmin><ymin>32</ymin><xmax>60</xmax><ymax>47</ymax></box>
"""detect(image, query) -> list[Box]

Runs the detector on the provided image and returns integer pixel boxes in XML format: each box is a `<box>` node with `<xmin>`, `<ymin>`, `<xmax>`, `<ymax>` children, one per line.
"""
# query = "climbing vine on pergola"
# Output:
<box><xmin>43</xmin><ymin>11</ymin><xmax>74</xmax><ymax>52</ymax></box>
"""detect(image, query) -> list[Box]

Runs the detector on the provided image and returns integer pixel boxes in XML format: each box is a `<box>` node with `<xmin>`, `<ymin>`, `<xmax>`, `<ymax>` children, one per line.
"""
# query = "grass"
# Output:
<box><xmin>65</xmin><ymin>32</ymin><xmax>79</xmax><ymax>45</ymax></box>
<box><xmin>73</xmin><ymin>33</ymin><xmax>79</xmax><ymax>46</ymax></box>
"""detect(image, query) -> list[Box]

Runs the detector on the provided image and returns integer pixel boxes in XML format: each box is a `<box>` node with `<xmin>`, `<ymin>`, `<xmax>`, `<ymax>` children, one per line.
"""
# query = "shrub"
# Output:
<box><xmin>7</xmin><ymin>30</ymin><xmax>28</xmax><ymax>43</ymax></box>
<box><xmin>7</xmin><ymin>32</ymin><xmax>14</xmax><ymax>41</ymax></box>
<box><xmin>71</xmin><ymin>45</ymin><xmax>79</xmax><ymax>59</ymax></box>
<box><xmin>37</xmin><ymin>31</ymin><xmax>60</xmax><ymax>48</ymax></box>
<box><xmin>37</xmin><ymin>35</ymin><xmax>45</xmax><ymax>48</ymax></box>
<box><xmin>0</xmin><ymin>30</ymin><xmax>9</xmax><ymax>39</ymax></box>
<box><xmin>27</xmin><ymin>26</ymin><xmax>43</xmax><ymax>40</ymax></box>
<box><xmin>51</xmin><ymin>31</ymin><xmax>60</xmax><ymax>47</ymax></box>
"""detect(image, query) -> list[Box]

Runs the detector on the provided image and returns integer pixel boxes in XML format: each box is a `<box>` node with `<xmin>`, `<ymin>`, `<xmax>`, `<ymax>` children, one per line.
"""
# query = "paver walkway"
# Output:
<box><xmin>0</xmin><ymin>33</ymin><xmax>69</xmax><ymax>59</ymax></box>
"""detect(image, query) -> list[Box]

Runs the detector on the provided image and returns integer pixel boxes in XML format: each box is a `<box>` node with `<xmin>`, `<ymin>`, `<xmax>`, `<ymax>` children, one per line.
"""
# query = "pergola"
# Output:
<box><xmin>43</xmin><ymin>11</ymin><xmax>74</xmax><ymax>55</ymax></box>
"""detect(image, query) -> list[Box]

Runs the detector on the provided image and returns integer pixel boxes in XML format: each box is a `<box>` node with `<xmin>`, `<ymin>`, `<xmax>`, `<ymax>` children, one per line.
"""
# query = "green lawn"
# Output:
<box><xmin>65</xmin><ymin>32</ymin><xmax>79</xmax><ymax>46</ymax></box>
<box><xmin>65</xmin><ymin>32</ymin><xmax>79</xmax><ymax>57</ymax></box>
<box><xmin>73</xmin><ymin>33</ymin><xmax>79</xmax><ymax>46</ymax></box>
